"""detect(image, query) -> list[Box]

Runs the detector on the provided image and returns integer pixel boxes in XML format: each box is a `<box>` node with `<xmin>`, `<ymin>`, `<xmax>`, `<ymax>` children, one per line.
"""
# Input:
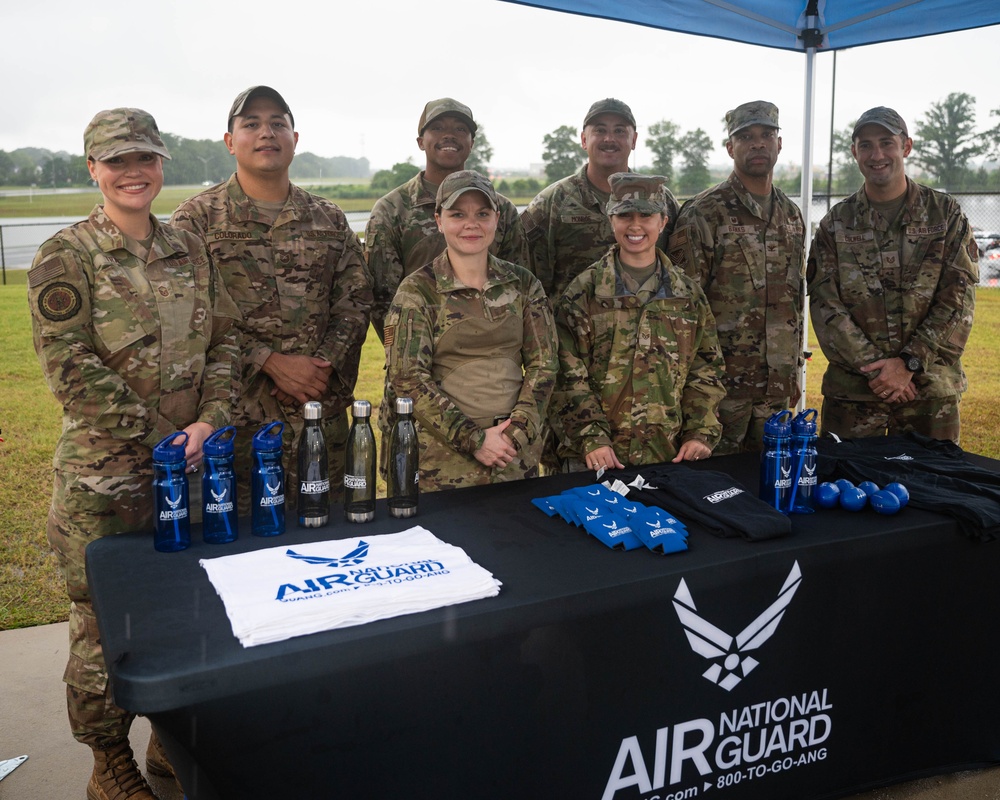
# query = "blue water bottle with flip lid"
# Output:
<box><xmin>153</xmin><ymin>431</ymin><xmax>191</xmax><ymax>552</ymax></box>
<box><xmin>759</xmin><ymin>410</ymin><xmax>793</xmax><ymax>513</ymax></box>
<box><xmin>251</xmin><ymin>421</ymin><xmax>285</xmax><ymax>537</ymax></box>
<box><xmin>788</xmin><ymin>409</ymin><xmax>819</xmax><ymax>514</ymax></box>
<box><xmin>202</xmin><ymin>426</ymin><xmax>238</xmax><ymax>543</ymax></box>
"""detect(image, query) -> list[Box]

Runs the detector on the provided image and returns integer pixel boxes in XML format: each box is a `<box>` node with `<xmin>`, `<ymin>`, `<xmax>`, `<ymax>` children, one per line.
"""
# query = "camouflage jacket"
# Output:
<box><xmin>521</xmin><ymin>163</ymin><xmax>680</xmax><ymax>298</ymax></box>
<box><xmin>363</xmin><ymin>170</ymin><xmax>530</xmax><ymax>341</ymax></box>
<box><xmin>171</xmin><ymin>173</ymin><xmax>373</xmax><ymax>429</ymax></box>
<box><xmin>382</xmin><ymin>252</ymin><xmax>557</xmax><ymax>490</ymax></box>
<box><xmin>554</xmin><ymin>247</ymin><xmax>725</xmax><ymax>465</ymax></box>
<box><xmin>28</xmin><ymin>207</ymin><xmax>240</xmax><ymax>475</ymax></box>
<box><xmin>807</xmin><ymin>179</ymin><xmax>978</xmax><ymax>400</ymax></box>
<box><xmin>667</xmin><ymin>173</ymin><xmax>805</xmax><ymax>400</ymax></box>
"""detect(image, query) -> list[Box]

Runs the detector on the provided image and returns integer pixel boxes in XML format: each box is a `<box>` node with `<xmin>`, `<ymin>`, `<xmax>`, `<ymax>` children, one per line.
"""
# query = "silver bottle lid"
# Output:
<box><xmin>395</xmin><ymin>397</ymin><xmax>414</xmax><ymax>415</ymax></box>
<box><xmin>352</xmin><ymin>399</ymin><xmax>372</xmax><ymax>418</ymax></box>
<box><xmin>303</xmin><ymin>401</ymin><xmax>323</xmax><ymax>421</ymax></box>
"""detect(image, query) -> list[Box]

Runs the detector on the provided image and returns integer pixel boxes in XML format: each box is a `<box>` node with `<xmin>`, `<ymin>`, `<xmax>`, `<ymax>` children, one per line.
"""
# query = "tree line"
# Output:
<box><xmin>541</xmin><ymin>92</ymin><xmax>1000</xmax><ymax>196</ymax></box>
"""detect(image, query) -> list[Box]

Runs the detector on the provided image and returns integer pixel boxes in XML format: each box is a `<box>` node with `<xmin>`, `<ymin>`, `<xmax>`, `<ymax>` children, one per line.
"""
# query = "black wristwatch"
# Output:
<box><xmin>900</xmin><ymin>352</ymin><xmax>922</xmax><ymax>373</ymax></box>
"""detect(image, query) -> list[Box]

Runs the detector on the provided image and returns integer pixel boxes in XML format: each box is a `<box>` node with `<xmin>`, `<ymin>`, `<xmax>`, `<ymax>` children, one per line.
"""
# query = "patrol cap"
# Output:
<box><xmin>84</xmin><ymin>108</ymin><xmax>171</xmax><ymax>162</ymax></box>
<box><xmin>726</xmin><ymin>101</ymin><xmax>780</xmax><ymax>136</ymax></box>
<box><xmin>583</xmin><ymin>98</ymin><xmax>636</xmax><ymax>129</ymax></box>
<box><xmin>418</xmin><ymin>98</ymin><xmax>477</xmax><ymax>136</ymax></box>
<box><xmin>606</xmin><ymin>173</ymin><xmax>671</xmax><ymax>216</ymax></box>
<box><xmin>228</xmin><ymin>86</ymin><xmax>294</xmax><ymax>130</ymax></box>
<box><xmin>852</xmin><ymin>106</ymin><xmax>908</xmax><ymax>139</ymax></box>
<box><xmin>435</xmin><ymin>170</ymin><xmax>499</xmax><ymax>212</ymax></box>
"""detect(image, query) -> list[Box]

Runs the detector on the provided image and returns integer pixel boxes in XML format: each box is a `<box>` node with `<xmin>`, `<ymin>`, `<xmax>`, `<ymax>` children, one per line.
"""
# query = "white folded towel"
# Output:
<box><xmin>200</xmin><ymin>526</ymin><xmax>502</xmax><ymax>647</ymax></box>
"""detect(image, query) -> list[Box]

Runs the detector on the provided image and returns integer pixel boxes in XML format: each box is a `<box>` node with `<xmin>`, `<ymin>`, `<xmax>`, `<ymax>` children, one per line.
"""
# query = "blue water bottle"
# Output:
<box><xmin>788</xmin><ymin>409</ymin><xmax>819</xmax><ymax>514</ymax></box>
<box><xmin>759</xmin><ymin>410</ymin><xmax>793</xmax><ymax>513</ymax></box>
<box><xmin>202</xmin><ymin>426</ymin><xmax>238</xmax><ymax>543</ymax></box>
<box><xmin>153</xmin><ymin>432</ymin><xmax>191</xmax><ymax>552</ymax></box>
<box><xmin>251</xmin><ymin>421</ymin><xmax>285</xmax><ymax>537</ymax></box>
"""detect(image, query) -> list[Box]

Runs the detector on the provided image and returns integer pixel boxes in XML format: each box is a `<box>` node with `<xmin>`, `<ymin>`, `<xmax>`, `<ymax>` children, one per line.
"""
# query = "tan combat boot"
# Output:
<box><xmin>145</xmin><ymin>729</ymin><xmax>183</xmax><ymax>793</ymax></box>
<box><xmin>87</xmin><ymin>742</ymin><xmax>156</xmax><ymax>800</ymax></box>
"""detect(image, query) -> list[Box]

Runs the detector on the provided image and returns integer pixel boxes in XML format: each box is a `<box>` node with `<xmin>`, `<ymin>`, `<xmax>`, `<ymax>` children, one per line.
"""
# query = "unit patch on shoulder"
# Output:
<box><xmin>38</xmin><ymin>282</ymin><xmax>82</xmax><ymax>322</ymax></box>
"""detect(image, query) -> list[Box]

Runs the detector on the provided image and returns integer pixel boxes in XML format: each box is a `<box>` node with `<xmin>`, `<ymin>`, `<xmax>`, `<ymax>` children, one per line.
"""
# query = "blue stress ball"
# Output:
<box><xmin>858</xmin><ymin>480</ymin><xmax>880</xmax><ymax>496</ymax></box>
<box><xmin>870</xmin><ymin>490</ymin><xmax>902</xmax><ymax>515</ymax></box>
<box><xmin>884</xmin><ymin>482</ymin><xmax>910</xmax><ymax>508</ymax></box>
<box><xmin>835</xmin><ymin>479</ymin><xmax>855</xmax><ymax>494</ymax></box>
<box><xmin>815</xmin><ymin>482</ymin><xmax>841</xmax><ymax>509</ymax></box>
<box><xmin>840</xmin><ymin>486</ymin><xmax>868</xmax><ymax>511</ymax></box>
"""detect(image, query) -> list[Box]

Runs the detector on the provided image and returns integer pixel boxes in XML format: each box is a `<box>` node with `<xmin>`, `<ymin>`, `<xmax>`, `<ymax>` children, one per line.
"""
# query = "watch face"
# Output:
<box><xmin>906</xmin><ymin>356</ymin><xmax>921</xmax><ymax>372</ymax></box>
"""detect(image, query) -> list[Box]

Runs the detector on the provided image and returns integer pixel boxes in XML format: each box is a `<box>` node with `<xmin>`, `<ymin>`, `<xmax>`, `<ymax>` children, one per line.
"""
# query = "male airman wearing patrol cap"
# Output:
<box><xmin>171</xmin><ymin>86</ymin><xmax>373</xmax><ymax>509</ymax></box>
<box><xmin>807</xmin><ymin>106</ymin><xmax>978</xmax><ymax>442</ymax></box>
<box><xmin>364</xmin><ymin>98</ymin><xmax>529</xmax><ymax>342</ymax></box>
<box><xmin>667</xmin><ymin>100</ymin><xmax>806</xmax><ymax>455</ymax></box>
<box><xmin>554</xmin><ymin>173</ymin><xmax>724</xmax><ymax>471</ymax></box>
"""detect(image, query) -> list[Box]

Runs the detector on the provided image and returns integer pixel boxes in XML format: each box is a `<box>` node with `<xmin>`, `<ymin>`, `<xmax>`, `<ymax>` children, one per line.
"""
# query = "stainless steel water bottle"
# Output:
<box><xmin>297</xmin><ymin>402</ymin><xmax>330</xmax><ymax>528</ymax></box>
<box><xmin>387</xmin><ymin>397</ymin><xmax>419</xmax><ymax>519</ymax></box>
<box><xmin>344</xmin><ymin>400</ymin><xmax>376</xmax><ymax>523</ymax></box>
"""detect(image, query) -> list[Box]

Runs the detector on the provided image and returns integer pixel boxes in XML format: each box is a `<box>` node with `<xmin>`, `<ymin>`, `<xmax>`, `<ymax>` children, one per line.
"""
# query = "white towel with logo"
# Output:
<box><xmin>200</xmin><ymin>526</ymin><xmax>502</xmax><ymax>647</ymax></box>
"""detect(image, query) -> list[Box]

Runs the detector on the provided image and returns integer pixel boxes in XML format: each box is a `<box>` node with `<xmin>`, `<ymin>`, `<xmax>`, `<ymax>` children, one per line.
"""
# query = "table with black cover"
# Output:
<box><xmin>86</xmin><ymin>453</ymin><xmax>1000</xmax><ymax>800</ymax></box>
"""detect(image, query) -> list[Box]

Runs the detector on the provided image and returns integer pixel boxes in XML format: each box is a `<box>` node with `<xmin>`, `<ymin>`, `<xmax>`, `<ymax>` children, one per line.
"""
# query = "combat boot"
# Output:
<box><xmin>144</xmin><ymin>730</ymin><xmax>175</xmax><ymax>780</ymax></box>
<box><xmin>87</xmin><ymin>741</ymin><xmax>156</xmax><ymax>800</ymax></box>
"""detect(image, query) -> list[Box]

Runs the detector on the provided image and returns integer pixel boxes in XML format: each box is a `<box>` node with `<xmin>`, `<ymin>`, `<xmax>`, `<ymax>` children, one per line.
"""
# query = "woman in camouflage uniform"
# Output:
<box><xmin>554</xmin><ymin>173</ymin><xmax>725</xmax><ymax>472</ymax></box>
<box><xmin>27</xmin><ymin>109</ymin><xmax>239</xmax><ymax>800</ymax></box>
<box><xmin>381</xmin><ymin>171</ymin><xmax>557</xmax><ymax>492</ymax></box>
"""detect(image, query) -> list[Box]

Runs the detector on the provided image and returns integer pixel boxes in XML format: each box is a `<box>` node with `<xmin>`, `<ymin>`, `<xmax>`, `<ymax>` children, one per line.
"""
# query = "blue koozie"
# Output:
<box><xmin>788</xmin><ymin>409</ymin><xmax>819</xmax><ymax>514</ymax></box>
<box><xmin>251</xmin><ymin>421</ymin><xmax>285</xmax><ymax>537</ymax></box>
<box><xmin>202</xmin><ymin>426</ymin><xmax>238</xmax><ymax>543</ymax></box>
<box><xmin>153</xmin><ymin>432</ymin><xmax>191</xmax><ymax>552</ymax></box>
<box><xmin>759</xmin><ymin>410</ymin><xmax>793</xmax><ymax>513</ymax></box>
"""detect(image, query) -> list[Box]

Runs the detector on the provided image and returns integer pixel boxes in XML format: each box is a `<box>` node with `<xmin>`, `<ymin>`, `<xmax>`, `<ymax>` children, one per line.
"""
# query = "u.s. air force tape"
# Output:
<box><xmin>38</xmin><ymin>282</ymin><xmax>82</xmax><ymax>321</ymax></box>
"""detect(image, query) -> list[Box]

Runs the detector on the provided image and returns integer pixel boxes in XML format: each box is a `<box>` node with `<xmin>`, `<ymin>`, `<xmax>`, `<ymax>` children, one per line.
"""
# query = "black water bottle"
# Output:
<box><xmin>297</xmin><ymin>401</ymin><xmax>330</xmax><ymax>528</ymax></box>
<box><xmin>344</xmin><ymin>400</ymin><xmax>376</xmax><ymax>523</ymax></box>
<box><xmin>387</xmin><ymin>397</ymin><xmax>419</xmax><ymax>519</ymax></box>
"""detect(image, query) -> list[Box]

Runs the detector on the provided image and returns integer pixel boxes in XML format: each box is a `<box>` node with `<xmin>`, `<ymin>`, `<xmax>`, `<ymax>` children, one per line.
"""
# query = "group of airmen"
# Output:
<box><xmin>27</xmin><ymin>85</ymin><xmax>978</xmax><ymax>800</ymax></box>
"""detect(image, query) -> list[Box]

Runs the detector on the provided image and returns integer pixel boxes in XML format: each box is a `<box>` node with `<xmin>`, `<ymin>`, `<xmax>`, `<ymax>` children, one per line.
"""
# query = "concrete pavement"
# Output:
<box><xmin>1</xmin><ymin>621</ymin><xmax>998</xmax><ymax>799</ymax></box>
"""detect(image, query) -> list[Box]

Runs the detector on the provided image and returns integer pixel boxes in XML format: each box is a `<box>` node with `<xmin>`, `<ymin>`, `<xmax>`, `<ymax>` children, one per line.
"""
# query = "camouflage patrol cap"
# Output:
<box><xmin>418</xmin><ymin>98</ymin><xmax>478</xmax><ymax>136</ymax></box>
<box><xmin>435</xmin><ymin>170</ymin><xmax>498</xmax><ymax>212</ymax></box>
<box><xmin>228</xmin><ymin>86</ymin><xmax>294</xmax><ymax>130</ymax></box>
<box><xmin>726</xmin><ymin>101</ymin><xmax>780</xmax><ymax>136</ymax></box>
<box><xmin>853</xmin><ymin>107</ymin><xmax>908</xmax><ymax>139</ymax></box>
<box><xmin>606</xmin><ymin>173</ymin><xmax>671</xmax><ymax>216</ymax></box>
<box><xmin>84</xmin><ymin>108</ymin><xmax>171</xmax><ymax>162</ymax></box>
<box><xmin>584</xmin><ymin>98</ymin><xmax>636</xmax><ymax>128</ymax></box>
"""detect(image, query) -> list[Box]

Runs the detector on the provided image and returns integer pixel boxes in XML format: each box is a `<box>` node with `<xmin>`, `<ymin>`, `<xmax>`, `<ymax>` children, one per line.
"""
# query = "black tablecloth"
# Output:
<box><xmin>87</xmin><ymin>453</ymin><xmax>1000</xmax><ymax>800</ymax></box>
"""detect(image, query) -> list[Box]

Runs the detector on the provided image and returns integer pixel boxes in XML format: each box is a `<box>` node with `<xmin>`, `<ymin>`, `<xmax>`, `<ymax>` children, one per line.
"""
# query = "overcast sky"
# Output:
<box><xmin>3</xmin><ymin>0</ymin><xmax>998</xmax><ymax>174</ymax></box>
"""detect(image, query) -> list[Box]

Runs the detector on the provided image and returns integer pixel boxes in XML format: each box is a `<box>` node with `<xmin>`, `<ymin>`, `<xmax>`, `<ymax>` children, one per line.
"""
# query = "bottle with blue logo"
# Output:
<box><xmin>297</xmin><ymin>402</ymin><xmax>330</xmax><ymax>528</ymax></box>
<box><xmin>251</xmin><ymin>421</ymin><xmax>285</xmax><ymax>537</ymax></box>
<box><xmin>153</xmin><ymin>431</ymin><xmax>191</xmax><ymax>552</ymax></box>
<box><xmin>202</xmin><ymin>426</ymin><xmax>238</xmax><ymax>543</ymax></box>
<box><xmin>387</xmin><ymin>397</ymin><xmax>419</xmax><ymax>519</ymax></box>
<box><xmin>788</xmin><ymin>408</ymin><xmax>819</xmax><ymax>514</ymax></box>
<box><xmin>344</xmin><ymin>400</ymin><xmax>376</xmax><ymax>523</ymax></box>
<box><xmin>759</xmin><ymin>410</ymin><xmax>793</xmax><ymax>513</ymax></box>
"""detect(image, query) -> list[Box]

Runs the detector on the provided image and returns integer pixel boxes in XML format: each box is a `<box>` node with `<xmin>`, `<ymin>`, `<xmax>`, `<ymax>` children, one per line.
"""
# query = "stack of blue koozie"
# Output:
<box><xmin>532</xmin><ymin>483</ymin><xmax>687</xmax><ymax>554</ymax></box>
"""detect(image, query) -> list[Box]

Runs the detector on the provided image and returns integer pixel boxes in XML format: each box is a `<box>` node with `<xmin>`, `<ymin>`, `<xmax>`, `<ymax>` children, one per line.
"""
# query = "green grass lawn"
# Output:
<box><xmin>3</xmin><ymin>266</ymin><xmax>999</xmax><ymax>629</ymax></box>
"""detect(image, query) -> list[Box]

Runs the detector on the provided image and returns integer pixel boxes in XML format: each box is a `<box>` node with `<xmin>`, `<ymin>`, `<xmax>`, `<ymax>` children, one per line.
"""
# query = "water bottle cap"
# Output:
<box><xmin>203</xmin><ymin>425</ymin><xmax>237</xmax><ymax>456</ymax></box>
<box><xmin>252</xmin><ymin>421</ymin><xmax>284</xmax><ymax>452</ymax></box>
<box><xmin>395</xmin><ymin>397</ymin><xmax>414</xmax><ymax>415</ymax></box>
<box><xmin>763</xmin><ymin>409</ymin><xmax>793</xmax><ymax>437</ymax></box>
<box><xmin>352</xmin><ymin>400</ymin><xmax>372</xmax><ymax>418</ymax></box>
<box><xmin>791</xmin><ymin>408</ymin><xmax>818</xmax><ymax>436</ymax></box>
<box><xmin>303</xmin><ymin>401</ymin><xmax>323</xmax><ymax>421</ymax></box>
<box><xmin>153</xmin><ymin>431</ymin><xmax>189</xmax><ymax>464</ymax></box>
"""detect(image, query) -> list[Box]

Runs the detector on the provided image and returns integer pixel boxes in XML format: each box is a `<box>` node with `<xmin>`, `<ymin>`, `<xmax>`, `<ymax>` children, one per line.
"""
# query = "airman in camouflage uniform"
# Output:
<box><xmin>808</xmin><ymin>107</ymin><xmax>978</xmax><ymax>442</ymax></box>
<box><xmin>667</xmin><ymin>101</ymin><xmax>805</xmax><ymax>454</ymax></box>
<box><xmin>364</xmin><ymin>98</ymin><xmax>529</xmax><ymax>341</ymax></box>
<box><xmin>381</xmin><ymin>171</ymin><xmax>557</xmax><ymax>492</ymax></box>
<box><xmin>521</xmin><ymin>99</ymin><xmax>680</xmax><ymax>298</ymax></box>
<box><xmin>171</xmin><ymin>87</ymin><xmax>373</xmax><ymax>509</ymax></box>
<box><xmin>554</xmin><ymin>174</ymin><xmax>724</xmax><ymax>469</ymax></box>
<box><xmin>29</xmin><ymin>108</ymin><xmax>239</xmax><ymax>799</ymax></box>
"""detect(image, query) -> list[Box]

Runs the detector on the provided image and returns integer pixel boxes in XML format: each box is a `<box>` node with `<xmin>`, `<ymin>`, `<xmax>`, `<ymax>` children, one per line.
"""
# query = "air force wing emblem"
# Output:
<box><xmin>672</xmin><ymin>561</ymin><xmax>802</xmax><ymax>691</ymax></box>
<box><xmin>285</xmin><ymin>540</ymin><xmax>370</xmax><ymax>568</ymax></box>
